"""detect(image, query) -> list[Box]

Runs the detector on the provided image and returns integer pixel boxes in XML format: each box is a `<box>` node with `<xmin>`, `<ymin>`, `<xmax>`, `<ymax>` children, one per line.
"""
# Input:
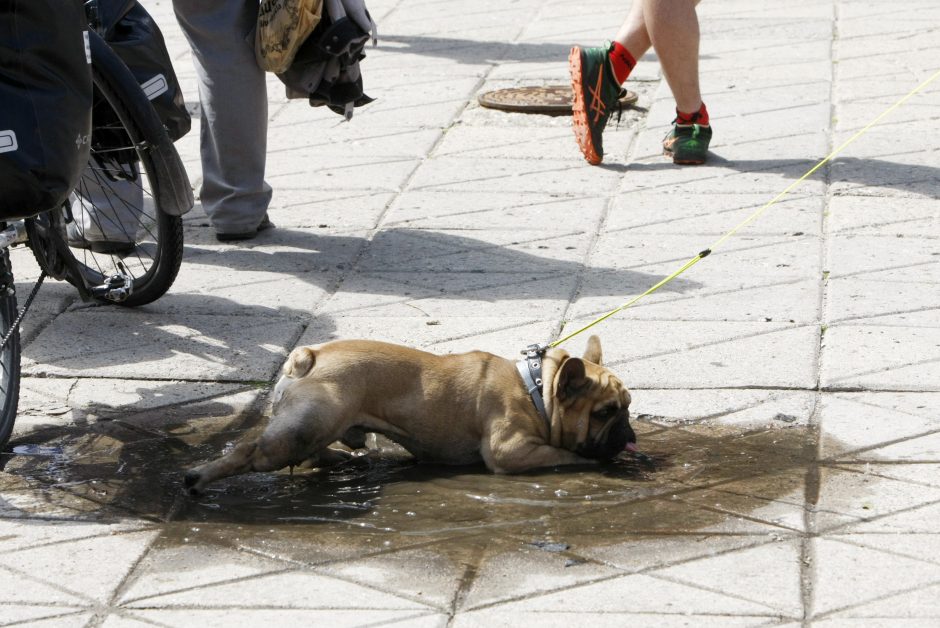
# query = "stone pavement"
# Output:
<box><xmin>2</xmin><ymin>0</ymin><xmax>940</xmax><ymax>625</ymax></box>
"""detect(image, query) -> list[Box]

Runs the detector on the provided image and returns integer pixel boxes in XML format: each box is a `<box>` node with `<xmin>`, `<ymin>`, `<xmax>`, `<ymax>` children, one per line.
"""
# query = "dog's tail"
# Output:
<box><xmin>283</xmin><ymin>346</ymin><xmax>316</xmax><ymax>378</ymax></box>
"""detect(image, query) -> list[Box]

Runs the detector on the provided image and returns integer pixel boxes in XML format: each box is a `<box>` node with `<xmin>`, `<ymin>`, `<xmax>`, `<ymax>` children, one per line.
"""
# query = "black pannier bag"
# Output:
<box><xmin>91</xmin><ymin>0</ymin><xmax>190</xmax><ymax>145</ymax></box>
<box><xmin>0</xmin><ymin>0</ymin><xmax>93</xmax><ymax>220</ymax></box>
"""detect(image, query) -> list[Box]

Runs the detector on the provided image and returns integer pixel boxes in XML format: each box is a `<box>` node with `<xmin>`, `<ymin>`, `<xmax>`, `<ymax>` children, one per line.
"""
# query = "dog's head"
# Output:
<box><xmin>542</xmin><ymin>335</ymin><xmax>634</xmax><ymax>460</ymax></box>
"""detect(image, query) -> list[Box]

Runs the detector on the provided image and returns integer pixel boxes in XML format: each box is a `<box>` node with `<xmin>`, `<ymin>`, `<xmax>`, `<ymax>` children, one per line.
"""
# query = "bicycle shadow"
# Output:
<box><xmin>13</xmin><ymin>226</ymin><xmax>701</xmax><ymax>378</ymax></box>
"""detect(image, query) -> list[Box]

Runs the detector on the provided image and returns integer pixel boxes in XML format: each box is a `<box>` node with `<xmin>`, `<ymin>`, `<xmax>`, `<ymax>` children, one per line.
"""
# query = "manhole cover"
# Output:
<box><xmin>478</xmin><ymin>85</ymin><xmax>638</xmax><ymax>115</ymax></box>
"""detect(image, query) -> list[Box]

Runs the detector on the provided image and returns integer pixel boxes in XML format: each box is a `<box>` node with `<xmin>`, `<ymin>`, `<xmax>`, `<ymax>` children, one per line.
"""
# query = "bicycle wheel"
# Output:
<box><xmin>0</xmin><ymin>248</ymin><xmax>21</xmax><ymax>448</ymax></box>
<box><xmin>59</xmin><ymin>35</ymin><xmax>187</xmax><ymax>307</ymax></box>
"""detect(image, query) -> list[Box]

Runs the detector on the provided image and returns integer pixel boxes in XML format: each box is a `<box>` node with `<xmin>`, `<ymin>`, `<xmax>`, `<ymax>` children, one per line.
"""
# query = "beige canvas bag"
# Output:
<box><xmin>255</xmin><ymin>0</ymin><xmax>324</xmax><ymax>73</ymax></box>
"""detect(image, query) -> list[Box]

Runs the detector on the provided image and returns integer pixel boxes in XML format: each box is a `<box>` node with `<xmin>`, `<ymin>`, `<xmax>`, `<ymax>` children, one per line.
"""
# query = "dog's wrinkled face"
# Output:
<box><xmin>546</xmin><ymin>336</ymin><xmax>635</xmax><ymax>461</ymax></box>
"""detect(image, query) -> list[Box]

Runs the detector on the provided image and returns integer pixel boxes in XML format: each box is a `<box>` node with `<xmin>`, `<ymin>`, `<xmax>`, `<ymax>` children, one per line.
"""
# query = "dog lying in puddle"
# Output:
<box><xmin>184</xmin><ymin>335</ymin><xmax>636</xmax><ymax>495</ymax></box>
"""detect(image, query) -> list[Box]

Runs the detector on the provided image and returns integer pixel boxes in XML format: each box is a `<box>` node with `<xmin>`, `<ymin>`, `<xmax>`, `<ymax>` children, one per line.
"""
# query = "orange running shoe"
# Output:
<box><xmin>569</xmin><ymin>42</ymin><xmax>622</xmax><ymax>165</ymax></box>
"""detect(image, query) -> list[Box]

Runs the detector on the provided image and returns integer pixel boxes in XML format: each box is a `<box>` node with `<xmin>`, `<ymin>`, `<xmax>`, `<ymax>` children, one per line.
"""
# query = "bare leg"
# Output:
<box><xmin>614</xmin><ymin>0</ymin><xmax>703</xmax><ymax>114</ymax></box>
<box><xmin>614</xmin><ymin>1</ymin><xmax>652</xmax><ymax>60</ymax></box>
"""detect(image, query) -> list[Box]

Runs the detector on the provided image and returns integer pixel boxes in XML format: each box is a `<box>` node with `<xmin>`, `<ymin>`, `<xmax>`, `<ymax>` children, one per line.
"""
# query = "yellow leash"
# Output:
<box><xmin>550</xmin><ymin>67</ymin><xmax>940</xmax><ymax>349</ymax></box>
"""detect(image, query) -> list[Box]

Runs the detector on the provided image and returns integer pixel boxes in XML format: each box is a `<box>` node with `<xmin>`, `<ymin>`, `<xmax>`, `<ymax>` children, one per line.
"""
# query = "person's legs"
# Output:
<box><xmin>68</xmin><ymin>162</ymin><xmax>146</xmax><ymax>254</ymax></box>
<box><xmin>632</xmin><ymin>0</ymin><xmax>702</xmax><ymax>115</ymax></box>
<box><xmin>614</xmin><ymin>1</ymin><xmax>652</xmax><ymax>63</ymax></box>
<box><xmin>571</xmin><ymin>0</ymin><xmax>710</xmax><ymax>165</ymax></box>
<box><xmin>173</xmin><ymin>0</ymin><xmax>273</xmax><ymax>236</ymax></box>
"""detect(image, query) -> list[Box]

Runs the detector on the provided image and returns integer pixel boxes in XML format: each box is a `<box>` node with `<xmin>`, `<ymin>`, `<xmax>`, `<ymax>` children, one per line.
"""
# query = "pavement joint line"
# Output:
<box><xmin>113</xmin><ymin>565</ymin><xmax>297</xmax><ymax>609</ymax></box>
<box><xmin>809</xmin><ymin>575</ymin><xmax>940</xmax><ymax>622</ymax></box>
<box><xmin>19</xmin><ymin>374</ymin><xmax>274</xmax><ymax>387</ymax></box>
<box><xmin>826</xmin><ymin>393</ymin><xmax>940</xmax><ymax>421</ymax></box>
<box><xmin>801</xmin><ymin>6</ymin><xmax>840</xmax><ymax>618</ymax></box>
<box><xmin>817</xmin><ymin>496</ymin><xmax>940</xmax><ymax>537</ymax></box>
<box><xmin>4</xmin><ymin>609</ymin><xmax>92</xmax><ymax>627</ymax></box>
<box><xmin>550</xmin><ymin>93</ymin><xmax>649</xmax><ymax>342</ymax></box>
<box><xmin>824</xmin><ymin>534</ymin><xmax>940</xmax><ymax>568</ymax></box>
<box><xmin>604</xmin><ymin>325</ymin><xmax>816</xmax><ymax>368</ymax></box>
<box><xmin>93</xmin><ymin>533</ymin><xmax>163</xmax><ymax>628</ymax></box>
<box><xmin>646</xmin><ymin>569</ymin><xmax>800</xmax><ymax>617</ymax></box>
<box><xmin>0</xmin><ymin>560</ymin><xmax>99</xmax><ymax>606</ymax></box>
<box><xmin>826</xmin><ymin>355</ymin><xmax>940</xmax><ymax>388</ymax></box>
<box><xmin>0</xmin><ymin>524</ymin><xmax>161</xmax><ymax>556</ymax></box>
<box><xmin>294</xmin><ymin>70</ymin><xmax>489</xmax><ymax>339</ymax></box>
<box><xmin>819</xmin><ymin>424</ymin><xmax>940</xmax><ymax>461</ymax></box>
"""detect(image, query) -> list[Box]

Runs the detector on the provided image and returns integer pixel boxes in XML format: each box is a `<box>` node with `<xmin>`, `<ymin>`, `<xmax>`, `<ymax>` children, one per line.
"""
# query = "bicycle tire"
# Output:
<box><xmin>0</xmin><ymin>249</ymin><xmax>21</xmax><ymax>448</ymax></box>
<box><xmin>58</xmin><ymin>34</ymin><xmax>187</xmax><ymax>307</ymax></box>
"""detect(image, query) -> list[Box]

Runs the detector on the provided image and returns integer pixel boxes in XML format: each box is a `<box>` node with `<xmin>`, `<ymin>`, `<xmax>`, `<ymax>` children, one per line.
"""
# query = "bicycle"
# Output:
<box><xmin>0</xmin><ymin>26</ymin><xmax>192</xmax><ymax>446</ymax></box>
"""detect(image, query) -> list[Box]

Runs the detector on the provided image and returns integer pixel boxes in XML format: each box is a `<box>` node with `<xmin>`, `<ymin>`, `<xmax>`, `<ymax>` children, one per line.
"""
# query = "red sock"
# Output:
<box><xmin>676</xmin><ymin>103</ymin><xmax>709</xmax><ymax>126</ymax></box>
<box><xmin>608</xmin><ymin>42</ymin><xmax>636</xmax><ymax>85</ymax></box>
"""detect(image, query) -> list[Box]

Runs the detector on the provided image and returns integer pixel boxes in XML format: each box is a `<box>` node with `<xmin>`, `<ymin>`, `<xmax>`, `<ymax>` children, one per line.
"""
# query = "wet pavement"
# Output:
<box><xmin>3</xmin><ymin>0</ymin><xmax>940</xmax><ymax>626</ymax></box>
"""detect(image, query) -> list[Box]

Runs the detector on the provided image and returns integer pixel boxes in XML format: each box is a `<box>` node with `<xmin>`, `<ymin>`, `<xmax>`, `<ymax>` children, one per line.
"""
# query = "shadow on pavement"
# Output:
<box><xmin>613</xmin><ymin>156</ymin><xmax>940</xmax><ymax>199</ymax></box>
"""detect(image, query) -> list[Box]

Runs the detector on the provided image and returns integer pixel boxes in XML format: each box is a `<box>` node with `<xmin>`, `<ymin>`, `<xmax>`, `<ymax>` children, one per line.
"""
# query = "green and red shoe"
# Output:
<box><xmin>663</xmin><ymin>122</ymin><xmax>712</xmax><ymax>165</ymax></box>
<box><xmin>569</xmin><ymin>42</ymin><xmax>622</xmax><ymax>165</ymax></box>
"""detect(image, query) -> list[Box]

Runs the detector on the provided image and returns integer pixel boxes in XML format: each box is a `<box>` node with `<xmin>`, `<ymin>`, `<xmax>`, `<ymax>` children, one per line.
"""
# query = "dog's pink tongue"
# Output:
<box><xmin>624</xmin><ymin>442</ymin><xmax>639</xmax><ymax>453</ymax></box>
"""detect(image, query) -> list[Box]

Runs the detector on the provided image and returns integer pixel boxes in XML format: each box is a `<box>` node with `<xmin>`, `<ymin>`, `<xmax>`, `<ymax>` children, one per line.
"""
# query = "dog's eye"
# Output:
<box><xmin>593</xmin><ymin>405</ymin><xmax>618</xmax><ymax>419</ymax></box>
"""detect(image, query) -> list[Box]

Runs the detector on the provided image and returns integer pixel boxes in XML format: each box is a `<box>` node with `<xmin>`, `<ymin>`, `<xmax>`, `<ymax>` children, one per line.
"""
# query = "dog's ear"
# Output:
<box><xmin>283</xmin><ymin>347</ymin><xmax>316</xmax><ymax>378</ymax></box>
<box><xmin>583</xmin><ymin>335</ymin><xmax>603</xmax><ymax>366</ymax></box>
<box><xmin>553</xmin><ymin>356</ymin><xmax>588</xmax><ymax>402</ymax></box>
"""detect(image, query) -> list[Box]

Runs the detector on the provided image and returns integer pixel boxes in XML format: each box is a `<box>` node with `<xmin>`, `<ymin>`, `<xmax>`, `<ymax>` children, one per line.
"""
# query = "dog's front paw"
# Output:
<box><xmin>183</xmin><ymin>469</ymin><xmax>204</xmax><ymax>497</ymax></box>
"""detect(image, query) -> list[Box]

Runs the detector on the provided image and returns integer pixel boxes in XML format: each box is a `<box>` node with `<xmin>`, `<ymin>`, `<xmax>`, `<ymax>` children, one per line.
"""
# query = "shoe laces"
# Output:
<box><xmin>613</xmin><ymin>88</ymin><xmax>627</xmax><ymax>127</ymax></box>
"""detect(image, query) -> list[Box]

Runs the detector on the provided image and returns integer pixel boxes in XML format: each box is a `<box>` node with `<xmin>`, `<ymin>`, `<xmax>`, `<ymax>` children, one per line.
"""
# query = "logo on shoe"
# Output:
<box><xmin>588</xmin><ymin>68</ymin><xmax>606</xmax><ymax>124</ymax></box>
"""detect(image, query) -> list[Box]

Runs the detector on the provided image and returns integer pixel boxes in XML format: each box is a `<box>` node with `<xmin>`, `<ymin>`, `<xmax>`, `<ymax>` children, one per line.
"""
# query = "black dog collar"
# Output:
<box><xmin>516</xmin><ymin>343</ymin><xmax>550</xmax><ymax>426</ymax></box>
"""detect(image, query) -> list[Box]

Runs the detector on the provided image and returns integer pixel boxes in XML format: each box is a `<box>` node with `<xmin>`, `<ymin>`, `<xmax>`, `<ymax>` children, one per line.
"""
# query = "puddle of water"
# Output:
<box><xmin>11</xmin><ymin>444</ymin><xmax>64</xmax><ymax>457</ymax></box>
<box><xmin>0</xmin><ymin>412</ymin><xmax>819</xmax><ymax>562</ymax></box>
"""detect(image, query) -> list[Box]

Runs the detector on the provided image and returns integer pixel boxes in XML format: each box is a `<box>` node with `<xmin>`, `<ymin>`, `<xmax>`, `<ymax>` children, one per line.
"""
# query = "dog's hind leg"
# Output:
<box><xmin>183</xmin><ymin>399</ymin><xmax>348</xmax><ymax>495</ymax></box>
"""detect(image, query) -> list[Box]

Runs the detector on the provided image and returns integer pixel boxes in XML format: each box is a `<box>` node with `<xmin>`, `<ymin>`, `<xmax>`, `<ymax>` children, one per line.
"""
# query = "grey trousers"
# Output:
<box><xmin>173</xmin><ymin>0</ymin><xmax>272</xmax><ymax>233</ymax></box>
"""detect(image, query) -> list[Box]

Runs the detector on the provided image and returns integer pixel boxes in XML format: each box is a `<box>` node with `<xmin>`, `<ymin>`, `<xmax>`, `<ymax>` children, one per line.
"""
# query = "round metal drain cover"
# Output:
<box><xmin>478</xmin><ymin>85</ymin><xmax>638</xmax><ymax>115</ymax></box>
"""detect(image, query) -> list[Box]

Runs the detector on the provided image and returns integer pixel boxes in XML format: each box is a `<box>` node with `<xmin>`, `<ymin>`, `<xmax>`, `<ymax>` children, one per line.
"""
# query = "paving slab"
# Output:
<box><xmin>827</xmin><ymin>195</ymin><xmax>940</xmax><ymax>238</ymax></box>
<box><xmin>105</xmin><ymin>609</ymin><xmax>447</xmax><ymax>628</ymax></box>
<box><xmin>454</xmin><ymin>612</ymin><xmax>783</xmax><ymax>628</ymax></box>
<box><xmin>820</xmin><ymin>325</ymin><xmax>940</xmax><ymax>391</ymax></box>
<box><xmin>409</xmin><ymin>156</ymin><xmax>625</xmax><ymax>195</ymax></box>
<box><xmin>2</xmin><ymin>0</ymin><xmax>940</xmax><ymax>624</ymax></box>
<box><xmin>819</xmin><ymin>392</ymin><xmax>940</xmax><ymax>461</ymax></box>
<box><xmin>320</xmin><ymin>271</ymin><xmax>578</xmax><ymax>319</ymax></box>
<box><xmin>811</xmin><ymin>535</ymin><xmax>940</xmax><ymax>618</ymax></box>
<box><xmin>633</xmin><ymin>388</ymin><xmax>816</xmax><ymax>427</ymax></box>
<box><xmin>815</xmin><ymin>465</ymin><xmax>940</xmax><ymax>534</ymax></box>
<box><xmin>381</xmin><ymin>190</ymin><xmax>608</xmax><ymax>231</ymax></box>
<box><xmin>556</xmin><ymin>318</ymin><xmax>819</xmax><ymax>389</ymax></box>
<box><xmin>21</xmin><ymin>310</ymin><xmax>302</xmax><ymax>381</ymax></box>
<box><xmin>0</xmin><ymin>609</ymin><xmax>92</xmax><ymax>627</ymax></box>
<box><xmin>606</xmin><ymin>191</ymin><xmax>823</xmax><ymax>237</ymax></box>
<box><xmin>296</xmin><ymin>316</ymin><xmax>557</xmax><ymax>358</ymax></box>
<box><xmin>0</xmin><ymin>529</ymin><xmax>158</xmax><ymax>604</ymax></box>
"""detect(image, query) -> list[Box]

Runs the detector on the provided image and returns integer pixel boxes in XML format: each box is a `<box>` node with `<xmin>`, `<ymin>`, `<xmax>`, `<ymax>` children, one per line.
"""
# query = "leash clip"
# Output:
<box><xmin>521</xmin><ymin>342</ymin><xmax>549</xmax><ymax>358</ymax></box>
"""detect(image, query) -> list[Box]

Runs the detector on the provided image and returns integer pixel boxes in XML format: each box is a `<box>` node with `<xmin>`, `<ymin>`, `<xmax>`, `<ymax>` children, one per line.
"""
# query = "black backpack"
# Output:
<box><xmin>91</xmin><ymin>0</ymin><xmax>190</xmax><ymax>142</ymax></box>
<box><xmin>0</xmin><ymin>0</ymin><xmax>93</xmax><ymax>219</ymax></box>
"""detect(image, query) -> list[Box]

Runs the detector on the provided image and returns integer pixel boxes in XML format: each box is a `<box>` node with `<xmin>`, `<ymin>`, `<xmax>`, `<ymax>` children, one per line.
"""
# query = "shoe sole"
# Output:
<box><xmin>215</xmin><ymin>217</ymin><xmax>276</xmax><ymax>242</ymax></box>
<box><xmin>665</xmin><ymin>152</ymin><xmax>706</xmax><ymax>165</ymax></box>
<box><xmin>662</xmin><ymin>144</ymin><xmax>706</xmax><ymax>165</ymax></box>
<box><xmin>568</xmin><ymin>47</ymin><xmax>602</xmax><ymax>165</ymax></box>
